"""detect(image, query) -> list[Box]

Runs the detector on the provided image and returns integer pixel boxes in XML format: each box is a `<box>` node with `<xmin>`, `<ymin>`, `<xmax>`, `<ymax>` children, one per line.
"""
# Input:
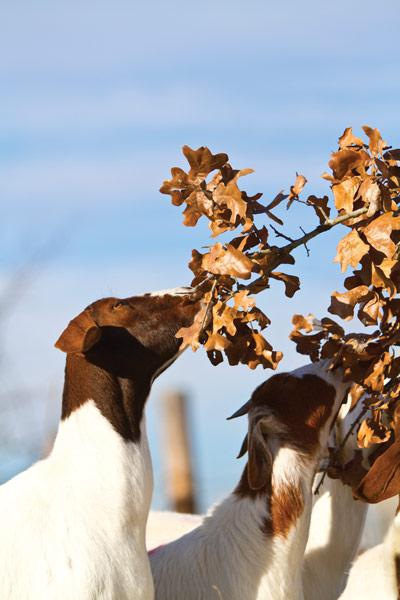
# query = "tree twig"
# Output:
<box><xmin>270</xmin><ymin>225</ymin><xmax>294</xmax><ymax>244</ymax></box>
<box><xmin>255</xmin><ymin>206</ymin><xmax>369</xmax><ymax>258</ymax></box>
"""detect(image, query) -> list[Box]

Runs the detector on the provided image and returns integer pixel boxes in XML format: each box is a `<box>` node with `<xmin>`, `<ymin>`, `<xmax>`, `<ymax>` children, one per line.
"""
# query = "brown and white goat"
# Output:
<box><xmin>150</xmin><ymin>360</ymin><xmax>350</xmax><ymax>600</ymax></box>
<box><xmin>146</xmin><ymin>394</ymin><xmax>370</xmax><ymax>599</ymax></box>
<box><xmin>340</xmin><ymin>428</ymin><xmax>400</xmax><ymax>600</ymax></box>
<box><xmin>0</xmin><ymin>287</ymin><xmax>201</xmax><ymax>600</ymax></box>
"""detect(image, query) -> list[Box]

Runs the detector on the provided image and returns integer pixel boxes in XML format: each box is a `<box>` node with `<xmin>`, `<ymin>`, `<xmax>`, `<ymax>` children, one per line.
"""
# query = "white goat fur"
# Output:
<box><xmin>339</xmin><ymin>512</ymin><xmax>400</xmax><ymax>600</ymax></box>
<box><xmin>149</xmin><ymin>362</ymin><xmax>349</xmax><ymax>600</ymax></box>
<box><xmin>0</xmin><ymin>402</ymin><xmax>154</xmax><ymax>599</ymax></box>
<box><xmin>301</xmin><ymin>395</ymin><xmax>369</xmax><ymax>599</ymax></box>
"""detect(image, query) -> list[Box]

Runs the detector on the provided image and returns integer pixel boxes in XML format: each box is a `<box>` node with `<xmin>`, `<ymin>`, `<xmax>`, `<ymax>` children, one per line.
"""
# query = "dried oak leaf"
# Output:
<box><xmin>332</xmin><ymin>177</ymin><xmax>360</xmax><ymax>214</ymax></box>
<box><xmin>307</xmin><ymin>195</ymin><xmax>330</xmax><ymax>224</ymax></box>
<box><xmin>357</xmin><ymin>179</ymin><xmax>381</xmax><ymax>218</ymax></box>
<box><xmin>362</xmin><ymin>126</ymin><xmax>386</xmax><ymax>156</ymax></box>
<box><xmin>287</xmin><ymin>173</ymin><xmax>307</xmax><ymax>208</ymax></box>
<box><xmin>363</xmin><ymin>353</ymin><xmax>392</xmax><ymax>392</ymax></box>
<box><xmin>248</xmin><ymin>332</ymin><xmax>283</xmax><ymax>370</ymax></box>
<box><xmin>241</xmin><ymin>306</ymin><xmax>271</xmax><ymax>329</ymax></box>
<box><xmin>334</xmin><ymin>229</ymin><xmax>370</xmax><ymax>272</ymax></box>
<box><xmin>329</xmin><ymin>285</ymin><xmax>372</xmax><ymax>320</ymax></box>
<box><xmin>176</xmin><ymin>302</ymin><xmax>208</xmax><ymax>351</ymax></box>
<box><xmin>202</xmin><ymin>243</ymin><xmax>254</xmax><ymax>279</ymax></box>
<box><xmin>383</xmin><ymin>149</ymin><xmax>400</xmax><ymax>161</ymax></box>
<box><xmin>212</xmin><ymin>169</ymin><xmax>252</xmax><ymax>227</ymax></box>
<box><xmin>159</xmin><ymin>167</ymin><xmax>192</xmax><ymax>206</ymax></box>
<box><xmin>182</xmin><ymin>145</ymin><xmax>228</xmax><ymax>180</ymax></box>
<box><xmin>354</xmin><ymin>436</ymin><xmax>400</xmax><ymax>503</ymax></box>
<box><xmin>290</xmin><ymin>330</ymin><xmax>325</xmax><ymax>361</ymax></box>
<box><xmin>204</xmin><ymin>332</ymin><xmax>231</xmax><ymax>352</ymax></box>
<box><xmin>182</xmin><ymin>190</ymin><xmax>213</xmax><ymax>226</ymax></box>
<box><xmin>233</xmin><ymin>290</ymin><xmax>256</xmax><ymax>311</ymax></box>
<box><xmin>363</xmin><ymin>212</ymin><xmax>400</xmax><ymax>258</ymax></box>
<box><xmin>357</xmin><ymin>293</ymin><xmax>381</xmax><ymax>326</ymax></box>
<box><xmin>338</xmin><ymin>127</ymin><xmax>365</xmax><ymax>149</ymax></box>
<box><xmin>211</xmin><ymin>301</ymin><xmax>238</xmax><ymax>337</ymax></box>
<box><xmin>358</xmin><ymin>418</ymin><xmax>391</xmax><ymax>448</ymax></box>
<box><xmin>291</xmin><ymin>313</ymin><xmax>316</xmax><ymax>333</ymax></box>
<box><xmin>269</xmin><ymin>271</ymin><xmax>300</xmax><ymax>297</ymax></box>
<box><xmin>329</xmin><ymin>149</ymin><xmax>370</xmax><ymax>180</ymax></box>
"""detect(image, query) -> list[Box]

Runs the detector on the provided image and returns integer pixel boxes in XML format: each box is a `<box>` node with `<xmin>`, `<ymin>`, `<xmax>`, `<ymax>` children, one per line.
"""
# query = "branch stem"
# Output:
<box><xmin>257</xmin><ymin>206</ymin><xmax>369</xmax><ymax>258</ymax></box>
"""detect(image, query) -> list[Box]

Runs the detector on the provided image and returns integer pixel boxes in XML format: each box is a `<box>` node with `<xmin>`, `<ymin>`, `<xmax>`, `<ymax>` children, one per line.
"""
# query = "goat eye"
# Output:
<box><xmin>112</xmin><ymin>301</ymin><xmax>124</xmax><ymax>310</ymax></box>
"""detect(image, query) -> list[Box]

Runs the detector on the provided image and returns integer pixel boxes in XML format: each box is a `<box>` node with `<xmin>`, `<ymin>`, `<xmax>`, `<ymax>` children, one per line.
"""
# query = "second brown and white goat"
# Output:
<box><xmin>150</xmin><ymin>360</ymin><xmax>350</xmax><ymax>600</ymax></box>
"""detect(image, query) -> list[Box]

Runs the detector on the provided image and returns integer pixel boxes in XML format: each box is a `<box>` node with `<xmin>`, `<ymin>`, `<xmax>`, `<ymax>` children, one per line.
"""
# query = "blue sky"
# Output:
<box><xmin>1</xmin><ymin>0</ymin><xmax>400</xmax><ymax>509</ymax></box>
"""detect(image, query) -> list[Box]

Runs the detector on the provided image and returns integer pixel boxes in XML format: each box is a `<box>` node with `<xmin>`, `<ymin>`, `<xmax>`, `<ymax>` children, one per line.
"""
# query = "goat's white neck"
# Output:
<box><xmin>151</xmin><ymin>447</ymin><xmax>314</xmax><ymax>600</ymax></box>
<box><xmin>52</xmin><ymin>401</ymin><xmax>153</xmax><ymax>524</ymax></box>
<box><xmin>232</xmin><ymin>447</ymin><xmax>314</xmax><ymax>599</ymax></box>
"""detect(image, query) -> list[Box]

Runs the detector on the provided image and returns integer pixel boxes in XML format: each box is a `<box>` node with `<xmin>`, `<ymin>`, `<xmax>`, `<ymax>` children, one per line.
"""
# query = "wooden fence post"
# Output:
<box><xmin>162</xmin><ymin>390</ymin><xmax>197</xmax><ymax>514</ymax></box>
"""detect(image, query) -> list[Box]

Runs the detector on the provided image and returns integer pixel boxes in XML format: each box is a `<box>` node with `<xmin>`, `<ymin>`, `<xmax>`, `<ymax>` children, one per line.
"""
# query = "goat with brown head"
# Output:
<box><xmin>0</xmin><ymin>287</ymin><xmax>203</xmax><ymax>600</ymax></box>
<box><xmin>150</xmin><ymin>360</ymin><xmax>351</xmax><ymax>600</ymax></box>
<box><xmin>55</xmin><ymin>288</ymin><xmax>201</xmax><ymax>441</ymax></box>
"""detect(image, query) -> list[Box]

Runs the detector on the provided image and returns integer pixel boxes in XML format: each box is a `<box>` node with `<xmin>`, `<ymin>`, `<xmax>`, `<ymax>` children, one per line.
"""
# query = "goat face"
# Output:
<box><xmin>55</xmin><ymin>288</ymin><xmax>202</xmax><ymax>377</ymax></box>
<box><xmin>231</xmin><ymin>361</ymin><xmax>350</xmax><ymax>490</ymax></box>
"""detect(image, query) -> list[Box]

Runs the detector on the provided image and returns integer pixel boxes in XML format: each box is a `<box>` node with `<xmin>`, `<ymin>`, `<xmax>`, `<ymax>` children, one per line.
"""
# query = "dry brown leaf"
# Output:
<box><xmin>182</xmin><ymin>145</ymin><xmax>228</xmax><ymax>179</ymax></box>
<box><xmin>288</xmin><ymin>173</ymin><xmax>307</xmax><ymax>207</ymax></box>
<box><xmin>358</xmin><ymin>418</ymin><xmax>391</xmax><ymax>448</ymax></box>
<box><xmin>329</xmin><ymin>286</ymin><xmax>371</xmax><ymax>320</ymax></box>
<box><xmin>204</xmin><ymin>332</ymin><xmax>231</xmax><ymax>352</ymax></box>
<box><xmin>334</xmin><ymin>229</ymin><xmax>370</xmax><ymax>272</ymax></box>
<box><xmin>269</xmin><ymin>271</ymin><xmax>300</xmax><ymax>297</ymax></box>
<box><xmin>332</xmin><ymin>177</ymin><xmax>360</xmax><ymax>213</ymax></box>
<box><xmin>201</xmin><ymin>243</ymin><xmax>254</xmax><ymax>279</ymax></box>
<box><xmin>362</xmin><ymin>126</ymin><xmax>386</xmax><ymax>156</ymax></box>
<box><xmin>329</xmin><ymin>149</ymin><xmax>369</xmax><ymax>180</ymax></box>
<box><xmin>363</xmin><ymin>212</ymin><xmax>400</xmax><ymax>258</ymax></box>
<box><xmin>291</xmin><ymin>313</ymin><xmax>317</xmax><ymax>333</ymax></box>
<box><xmin>233</xmin><ymin>290</ymin><xmax>256</xmax><ymax>311</ymax></box>
<box><xmin>307</xmin><ymin>195</ymin><xmax>330</xmax><ymax>224</ymax></box>
<box><xmin>338</xmin><ymin>127</ymin><xmax>365</xmax><ymax>148</ymax></box>
<box><xmin>176</xmin><ymin>303</ymin><xmax>208</xmax><ymax>351</ymax></box>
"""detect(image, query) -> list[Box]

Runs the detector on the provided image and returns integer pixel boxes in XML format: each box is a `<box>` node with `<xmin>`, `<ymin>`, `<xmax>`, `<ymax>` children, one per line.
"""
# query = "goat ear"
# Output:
<box><xmin>247</xmin><ymin>419</ymin><xmax>273</xmax><ymax>491</ymax></box>
<box><xmin>55</xmin><ymin>310</ymin><xmax>102</xmax><ymax>354</ymax></box>
<box><xmin>354</xmin><ymin>437</ymin><xmax>400</xmax><ymax>503</ymax></box>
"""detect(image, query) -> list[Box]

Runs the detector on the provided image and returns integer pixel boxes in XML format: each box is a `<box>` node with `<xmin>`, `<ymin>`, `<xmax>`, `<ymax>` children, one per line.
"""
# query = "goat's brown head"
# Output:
<box><xmin>55</xmin><ymin>287</ymin><xmax>202</xmax><ymax>440</ymax></box>
<box><xmin>55</xmin><ymin>287</ymin><xmax>201</xmax><ymax>371</ymax></box>
<box><xmin>230</xmin><ymin>361</ymin><xmax>350</xmax><ymax>491</ymax></box>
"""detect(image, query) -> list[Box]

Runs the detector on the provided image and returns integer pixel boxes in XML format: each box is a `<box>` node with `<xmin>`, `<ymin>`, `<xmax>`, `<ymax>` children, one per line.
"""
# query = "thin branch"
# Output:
<box><xmin>256</xmin><ymin>206</ymin><xmax>369</xmax><ymax>258</ymax></box>
<box><xmin>314</xmin><ymin>470</ymin><xmax>327</xmax><ymax>495</ymax></box>
<box><xmin>299</xmin><ymin>226</ymin><xmax>310</xmax><ymax>257</ymax></box>
<box><xmin>270</xmin><ymin>225</ymin><xmax>294</xmax><ymax>244</ymax></box>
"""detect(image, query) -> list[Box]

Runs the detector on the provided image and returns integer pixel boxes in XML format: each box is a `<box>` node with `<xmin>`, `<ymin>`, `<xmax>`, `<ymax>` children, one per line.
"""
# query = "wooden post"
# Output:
<box><xmin>162</xmin><ymin>390</ymin><xmax>197</xmax><ymax>514</ymax></box>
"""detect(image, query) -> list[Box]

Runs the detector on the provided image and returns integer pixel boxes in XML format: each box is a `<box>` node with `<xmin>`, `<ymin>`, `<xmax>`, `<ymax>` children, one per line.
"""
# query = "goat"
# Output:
<box><xmin>302</xmin><ymin>394</ymin><xmax>370</xmax><ymax>599</ymax></box>
<box><xmin>339</xmin><ymin>424</ymin><xmax>400</xmax><ymax>600</ymax></box>
<box><xmin>339</xmin><ymin>511</ymin><xmax>400</xmax><ymax>600</ymax></box>
<box><xmin>150</xmin><ymin>360</ymin><xmax>350</xmax><ymax>600</ymax></box>
<box><xmin>147</xmin><ymin>390</ymin><xmax>369</xmax><ymax>599</ymax></box>
<box><xmin>0</xmin><ymin>287</ymin><xmax>201</xmax><ymax>600</ymax></box>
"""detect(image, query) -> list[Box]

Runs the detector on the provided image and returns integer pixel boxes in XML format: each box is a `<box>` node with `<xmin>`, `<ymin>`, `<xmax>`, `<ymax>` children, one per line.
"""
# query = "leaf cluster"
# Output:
<box><xmin>161</xmin><ymin>128</ymin><xmax>400</xmax><ymax>488</ymax></box>
<box><xmin>160</xmin><ymin>145</ymin><xmax>304</xmax><ymax>370</ymax></box>
<box><xmin>290</xmin><ymin>126</ymin><xmax>400</xmax><ymax>451</ymax></box>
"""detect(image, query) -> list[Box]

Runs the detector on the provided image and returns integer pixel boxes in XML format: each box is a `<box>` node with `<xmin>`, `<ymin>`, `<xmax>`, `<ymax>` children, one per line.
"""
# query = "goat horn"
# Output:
<box><xmin>236</xmin><ymin>434</ymin><xmax>248</xmax><ymax>459</ymax></box>
<box><xmin>227</xmin><ymin>400</ymin><xmax>251</xmax><ymax>420</ymax></box>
